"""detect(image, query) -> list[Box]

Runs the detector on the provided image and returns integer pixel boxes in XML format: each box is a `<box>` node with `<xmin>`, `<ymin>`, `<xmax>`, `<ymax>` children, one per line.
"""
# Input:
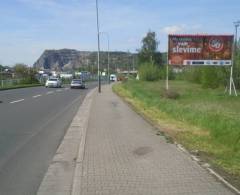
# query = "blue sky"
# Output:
<box><xmin>0</xmin><ymin>0</ymin><xmax>239</xmax><ymax>66</ymax></box>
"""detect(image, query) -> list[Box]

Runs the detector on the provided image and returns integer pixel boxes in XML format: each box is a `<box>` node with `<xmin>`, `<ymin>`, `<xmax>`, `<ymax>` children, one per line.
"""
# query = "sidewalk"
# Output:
<box><xmin>73</xmin><ymin>85</ymin><xmax>235</xmax><ymax>195</ymax></box>
<box><xmin>37</xmin><ymin>84</ymin><xmax>236</xmax><ymax>195</ymax></box>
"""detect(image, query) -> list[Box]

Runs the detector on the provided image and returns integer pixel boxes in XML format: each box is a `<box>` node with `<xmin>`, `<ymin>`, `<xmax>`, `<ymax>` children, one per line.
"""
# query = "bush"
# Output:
<box><xmin>20</xmin><ymin>77</ymin><xmax>39</xmax><ymax>85</ymax></box>
<box><xmin>139</xmin><ymin>63</ymin><xmax>160</xmax><ymax>81</ymax></box>
<box><xmin>201</xmin><ymin>67</ymin><xmax>220</xmax><ymax>88</ymax></box>
<box><xmin>158</xmin><ymin>65</ymin><xmax>175</xmax><ymax>80</ymax></box>
<box><xmin>162</xmin><ymin>89</ymin><xmax>180</xmax><ymax>99</ymax></box>
<box><xmin>178</xmin><ymin>66</ymin><xmax>229</xmax><ymax>89</ymax></box>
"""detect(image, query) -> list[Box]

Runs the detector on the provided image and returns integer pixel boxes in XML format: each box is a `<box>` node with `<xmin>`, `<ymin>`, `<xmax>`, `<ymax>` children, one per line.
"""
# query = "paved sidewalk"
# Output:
<box><xmin>76</xmin><ymin>85</ymin><xmax>235</xmax><ymax>195</ymax></box>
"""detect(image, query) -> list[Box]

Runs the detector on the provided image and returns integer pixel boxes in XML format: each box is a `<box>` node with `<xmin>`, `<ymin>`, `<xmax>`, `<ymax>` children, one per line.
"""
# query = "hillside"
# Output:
<box><xmin>33</xmin><ymin>49</ymin><xmax>137</xmax><ymax>72</ymax></box>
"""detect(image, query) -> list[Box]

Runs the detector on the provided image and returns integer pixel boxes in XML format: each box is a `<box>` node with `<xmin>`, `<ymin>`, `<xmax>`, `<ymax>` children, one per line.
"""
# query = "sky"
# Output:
<box><xmin>0</xmin><ymin>0</ymin><xmax>239</xmax><ymax>66</ymax></box>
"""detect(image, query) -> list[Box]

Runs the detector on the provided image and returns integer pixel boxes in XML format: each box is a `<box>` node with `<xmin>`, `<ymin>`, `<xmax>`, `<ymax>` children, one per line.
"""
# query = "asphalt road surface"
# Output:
<box><xmin>0</xmin><ymin>83</ymin><xmax>97</xmax><ymax>195</ymax></box>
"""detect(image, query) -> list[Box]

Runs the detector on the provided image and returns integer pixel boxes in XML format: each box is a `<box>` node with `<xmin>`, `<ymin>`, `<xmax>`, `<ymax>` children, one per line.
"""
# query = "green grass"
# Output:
<box><xmin>0</xmin><ymin>83</ymin><xmax>43</xmax><ymax>91</ymax></box>
<box><xmin>113</xmin><ymin>80</ymin><xmax>240</xmax><ymax>178</ymax></box>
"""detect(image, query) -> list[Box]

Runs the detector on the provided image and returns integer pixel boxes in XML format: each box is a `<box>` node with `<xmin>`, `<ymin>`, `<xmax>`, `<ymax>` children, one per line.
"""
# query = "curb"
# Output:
<box><xmin>37</xmin><ymin>88</ymin><xmax>96</xmax><ymax>195</ymax></box>
<box><xmin>71</xmin><ymin>89</ymin><xmax>96</xmax><ymax>195</ymax></box>
<box><xmin>176</xmin><ymin>143</ymin><xmax>240</xmax><ymax>195</ymax></box>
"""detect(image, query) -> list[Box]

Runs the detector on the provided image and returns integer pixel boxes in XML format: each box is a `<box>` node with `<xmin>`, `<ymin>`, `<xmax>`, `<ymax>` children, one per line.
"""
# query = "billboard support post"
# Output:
<box><xmin>229</xmin><ymin>65</ymin><xmax>237</xmax><ymax>96</ymax></box>
<box><xmin>166</xmin><ymin>63</ymin><xmax>169</xmax><ymax>90</ymax></box>
<box><xmin>229</xmin><ymin>21</ymin><xmax>240</xmax><ymax>96</ymax></box>
<box><xmin>166</xmin><ymin>37</ymin><xmax>169</xmax><ymax>91</ymax></box>
<box><xmin>229</xmin><ymin>67</ymin><xmax>236</xmax><ymax>96</ymax></box>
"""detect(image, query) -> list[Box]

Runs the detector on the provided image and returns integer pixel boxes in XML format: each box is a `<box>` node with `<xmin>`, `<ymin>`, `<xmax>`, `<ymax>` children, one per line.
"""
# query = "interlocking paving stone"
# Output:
<box><xmin>80</xmin><ymin>85</ymin><xmax>235</xmax><ymax>195</ymax></box>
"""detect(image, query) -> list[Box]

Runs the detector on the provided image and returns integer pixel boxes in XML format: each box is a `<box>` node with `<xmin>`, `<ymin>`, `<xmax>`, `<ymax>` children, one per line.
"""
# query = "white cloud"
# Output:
<box><xmin>161</xmin><ymin>25</ymin><xmax>185</xmax><ymax>34</ymax></box>
<box><xmin>160</xmin><ymin>24</ymin><xmax>202</xmax><ymax>35</ymax></box>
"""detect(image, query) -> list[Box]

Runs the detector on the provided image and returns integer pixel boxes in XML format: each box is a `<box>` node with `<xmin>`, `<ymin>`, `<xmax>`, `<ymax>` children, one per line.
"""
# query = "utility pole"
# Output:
<box><xmin>132</xmin><ymin>55</ymin><xmax>135</xmax><ymax>71</ymax></box>
<box><xmin>0</xmin><ymin>66</ymin><xmax>2</xmax><ymax>88</ymax></box>
<box><xmin>127</xmin><ymin>51</ymin><xmax>130</xmax><ymax>77</ymax></box>
<box><xmin>86</xmin><ymin>59</ymin><xmax>89</xmax><ymax>72</ymax></box>
<box><xmin>100</xmin><ymin>32</ymin><xmax>110</xmax><ymax>84</ymax></box>
<box><xmin>95</xmin><ymin>0</ymin><xmax>101</xmax><ymax>93</ymax></box>
<box><xmin>230</xmin><ymin>20</ymin><xmax>240</xmax><ymax>96</ymax></box>
<box><xmin>107</xmin><ymin>36</ymin><xmax>110</xmax><ymax>84</ymax></box>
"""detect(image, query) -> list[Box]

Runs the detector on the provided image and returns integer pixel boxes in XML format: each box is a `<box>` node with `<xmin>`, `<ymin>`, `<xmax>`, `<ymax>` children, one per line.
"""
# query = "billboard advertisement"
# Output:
<box><xmin>168</xmin><ymin>35</ymin><xmax>234</xmax><ymax>66</ymax></box>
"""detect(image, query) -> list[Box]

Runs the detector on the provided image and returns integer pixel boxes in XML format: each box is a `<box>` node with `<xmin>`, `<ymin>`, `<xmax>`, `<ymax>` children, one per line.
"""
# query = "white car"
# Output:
<box><xmin>110</xmin><ymin>74</ymin><xmax>117</xmax><ymax>82</ymax></box>
<box><xmin>45</xmin><ymin>78</ymin><xmax>62</xmax><ymax>88</ymax></box>
<box><xmin>70</xmin><ymin>79</ymin><xmax>86</xmax><ymax>89</ymax></box>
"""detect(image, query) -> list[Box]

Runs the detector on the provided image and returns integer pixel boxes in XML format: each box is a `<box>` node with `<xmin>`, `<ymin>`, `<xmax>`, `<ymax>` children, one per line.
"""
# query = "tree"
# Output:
<box><xmin>138</xmin><ymin>31</ymin><xmax>162</xmax><ymax>65</ymax></box>
<box><xmin>14</xmin><ymin>64</ymin><xmax>29</xmax><ymax>78</ymax></box>
<box><xmin>13</xmin><ymin>64</ymin><xmax>38</xmax><ymax>84</ymax></box>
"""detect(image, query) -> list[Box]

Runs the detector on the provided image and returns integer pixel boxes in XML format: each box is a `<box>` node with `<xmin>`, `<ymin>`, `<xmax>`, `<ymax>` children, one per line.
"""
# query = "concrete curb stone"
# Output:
<box><xmin>37</xmin><ymin>88</ymin><xmax>97</xmax><ymax>195</ymax></box>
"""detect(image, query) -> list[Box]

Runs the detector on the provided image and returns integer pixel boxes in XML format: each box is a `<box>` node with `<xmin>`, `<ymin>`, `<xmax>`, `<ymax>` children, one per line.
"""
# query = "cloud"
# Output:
<box><xmin>161</xmin><ymin>25</ymin><xmax>186</xmax><ymax>34</ymax></box>
<box><xmin>160</xmin><ymin>24</ymin><xmax>202</xmax><ymax>35</ymax></box>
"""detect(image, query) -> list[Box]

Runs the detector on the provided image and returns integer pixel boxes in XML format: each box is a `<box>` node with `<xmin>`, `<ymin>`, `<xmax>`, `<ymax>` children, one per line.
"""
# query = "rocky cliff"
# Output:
<box><xmin>33</xmin><ymin>49</ymin><xmax>137</xmax><ymax>71</ymax></box>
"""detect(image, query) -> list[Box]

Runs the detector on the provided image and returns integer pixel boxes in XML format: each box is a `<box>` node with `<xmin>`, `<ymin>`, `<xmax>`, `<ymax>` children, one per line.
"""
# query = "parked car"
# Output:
<box><xmin>70</xmin><ymin>79</ymin><xmax>86</xmax><ymax>89</ymax></box>
<box><xmin>45</xmin><ymin>78</ymin><xmax>62</xmax><ymax>88</ymax></box>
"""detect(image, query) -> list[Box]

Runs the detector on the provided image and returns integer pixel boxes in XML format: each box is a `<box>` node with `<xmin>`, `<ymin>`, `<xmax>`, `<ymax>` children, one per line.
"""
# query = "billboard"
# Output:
<box><xmin>168</xmin><ymin>35</ymin><xmax>234</xmax><ymax>66</ymax></box>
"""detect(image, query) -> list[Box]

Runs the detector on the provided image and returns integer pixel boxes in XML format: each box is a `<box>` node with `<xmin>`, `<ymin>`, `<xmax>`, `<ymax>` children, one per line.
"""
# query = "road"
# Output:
<box><xmin>0</xmin><ymin>83</ymin><xmax>97</xmax><ymax>195</ymax></box>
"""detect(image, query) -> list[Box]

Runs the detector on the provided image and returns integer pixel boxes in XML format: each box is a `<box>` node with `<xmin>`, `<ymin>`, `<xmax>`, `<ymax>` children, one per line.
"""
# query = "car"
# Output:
<box><xmin>70</xmin><ymin>79</ymin><xmax>86</xmax><ymax>89</ymax></box>
<box><xmin>110</xmin><ymin>74</ymin><xmax>117</xmax><ymax>82</ymax></box>
<box><xmin>45</xmin><ymin>78</ymin><xmax>62</xmax><ymax>88</ymax></box>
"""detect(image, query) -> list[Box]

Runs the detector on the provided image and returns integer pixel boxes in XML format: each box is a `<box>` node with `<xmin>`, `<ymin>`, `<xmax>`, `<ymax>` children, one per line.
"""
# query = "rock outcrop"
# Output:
<box><xmin>33</xmin><ymin>49</ymin><xmax>136</xmax><ymax>71</ymax></box>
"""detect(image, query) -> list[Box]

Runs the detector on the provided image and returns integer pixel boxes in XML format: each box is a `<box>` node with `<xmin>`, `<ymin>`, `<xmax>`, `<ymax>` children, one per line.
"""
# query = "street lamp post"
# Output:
<box><xmin>230</xmin><ymin>21</ymin><xmax>240</xmax><ymax>96</ymax></box>
<box><xmin>0</xmin><ymin>66</ymin><xmax>2</xmax><ymax>88</ymax></box>
<box><xmin>95</xmin><ymin>0</ymin><xmax>101</xmax><ymax>93</ymax></box>
<box><xmin>100</xmin><ymin>32</ymin><xmax>110</xmax><ymax>84</ymax></box>
<box><xmin>127</xmin><ymin>51</ymin><xmax>131</xmax><ymax>78</ymax></box>
<box><xmin>132</xmin><ymin>55</ymin><xmax>135</xmax><ymax>71</ymax></box>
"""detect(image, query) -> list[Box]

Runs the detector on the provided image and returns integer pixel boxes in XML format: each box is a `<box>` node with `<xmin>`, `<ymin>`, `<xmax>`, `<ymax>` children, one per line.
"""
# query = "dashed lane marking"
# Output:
<box><xmin>46</xmin><ymin>91</ymin><xmax>54</xmax><ymax>95</ymax></box>
<box><xmin>33</xmin><ymin>94</ymin><xmax>42</xmax><ymax>98</ymax></box>
<box><xmin>10</xmin><ymin>99</ymin><xmax>25</xmax><ymax>104</ymax></box>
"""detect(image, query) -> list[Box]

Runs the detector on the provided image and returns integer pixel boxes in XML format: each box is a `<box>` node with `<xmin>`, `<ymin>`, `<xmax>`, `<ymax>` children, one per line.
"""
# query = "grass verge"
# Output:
<box><xmin>0</xmin><ymin>83</ymin><xmax>43</xmax><ymax>91</ymax></box>
<box><xmin>113</xmin><ymin>80</ymin><xmax>240</xmax><ymax>188</ymax></box>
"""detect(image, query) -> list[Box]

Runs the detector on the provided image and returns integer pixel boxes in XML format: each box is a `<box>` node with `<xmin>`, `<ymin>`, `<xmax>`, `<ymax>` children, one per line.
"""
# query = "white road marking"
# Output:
<box><xmin>46</xmin><ymin>91</ymin><xmax>54</xmax><ymax>95</ymax></box>
<box><xmin>33</xmin><ymin>94</ymin><xmax>42</xmax><ymax>98</ymax></box>
<box><xmin>65</xmin><ymin>88</ymin><xmax>70</xmax><ymax>90</ymax></box>
<box><xmin>56</xmin><ymin>89</ymin><xmax>62</xmax><ymax>92</ymax></box>
<box><xmin>10</xmin><ymin>99</ymin><xmax>25</xmax><ymax>104</ymax></box>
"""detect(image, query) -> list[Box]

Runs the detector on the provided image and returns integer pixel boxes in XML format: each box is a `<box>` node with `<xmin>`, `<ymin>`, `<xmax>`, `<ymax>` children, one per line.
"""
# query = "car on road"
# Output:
<box><xmin>45</xmin><ymin>78</ymin><xmax>62</xmax><ymax>88</ymax></box>
<box><xmin>70</xmin><ymin>79</ymin><xmax>86</xmax><ymax>89</ymax></box>
<box><xmin>110</xmin><ymin>74</ymin><xmax>117</xmax><ymax>82</ymax></box>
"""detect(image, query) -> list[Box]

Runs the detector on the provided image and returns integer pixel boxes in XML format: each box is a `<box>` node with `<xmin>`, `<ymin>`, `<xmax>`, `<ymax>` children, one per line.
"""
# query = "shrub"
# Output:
<box><xmin>162</xmin><ymin>89</ymin><xmax>180</xmax><ymax>99</ymax></box>
<box><xmin>178</xmin><ymin>67</ymin><xmax>202</xmax><ymax>83</ymax></box>
<box><xmin>178</xmin><ymin>66</ymin><xmax>229</xmax><ymax>89</ymax></box>
<box><xmin>139</xmin><ymin>63</ymin><xmax>160</xmax><ymax>81</ymax></box>
<box><xmin>201</xmin><ymin>67</ymin><xmax>219</xmax><ymax>88</ymax></box>
<box><xmin>20</xmin><ymin>77</ymin><xmax>39</xmax><ymax>85</ymax></box>
<box><xmin>158</xmin><ymin>65</ymin><xmax>175</xmax><ymax>80</ymax></box>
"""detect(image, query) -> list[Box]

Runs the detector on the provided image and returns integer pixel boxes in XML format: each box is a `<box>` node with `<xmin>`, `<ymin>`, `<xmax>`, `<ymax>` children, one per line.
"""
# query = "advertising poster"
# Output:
<box><xmin>168</xmin><ymin>35</ymin><xmax>234</xmax><ymax>66</ymax></box>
